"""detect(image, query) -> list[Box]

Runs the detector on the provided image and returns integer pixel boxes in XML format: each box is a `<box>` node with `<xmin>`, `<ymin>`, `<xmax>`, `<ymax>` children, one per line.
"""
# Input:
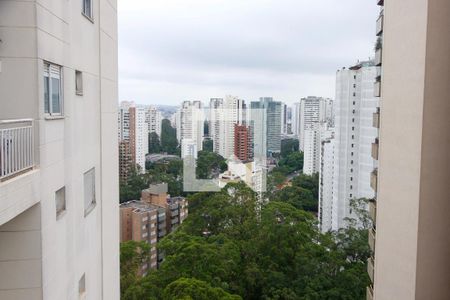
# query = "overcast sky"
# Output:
<box><xmin>118</xmin><ymin>0</ymin><xmax>378</xmax><ymax>106</ymax></box>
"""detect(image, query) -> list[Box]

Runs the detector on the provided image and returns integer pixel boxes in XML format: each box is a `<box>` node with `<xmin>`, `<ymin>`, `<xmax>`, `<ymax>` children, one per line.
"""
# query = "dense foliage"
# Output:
<box><xmin>149</xmin><ymin>132</ymin><xmax>162</xmax><ymax>154</ymax></box>
<box><xmin>196</xmin><ymin>151</ymin><xmax>228</xmax><ymax>179</ymax></box>
<box><xmin>121</xmin><ymin>182</ymin><xmax>371</xmax><ymax>299</ymax></box>
<box><xmin>280</xmin><ymin>138</ymin><xmax>299</xmax><ymax>157</ymax></box>
<box><xmin>160</xmin><ymin>119</ymin><xmax>180</xmax><ymax>155</ymax></box>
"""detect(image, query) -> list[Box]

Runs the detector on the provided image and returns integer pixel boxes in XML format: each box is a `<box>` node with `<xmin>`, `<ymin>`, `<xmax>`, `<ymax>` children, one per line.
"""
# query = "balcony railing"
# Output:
<box><xmin>375</xmin><ymin>48</ymin><xmax>382</xmax><ymax>66</ymax></box>
<box><xmin>367</xmin><ymin>286</ymin><xmax>374</xmax><ymax>300</ymax></box>
<box><xmin>374</xmin><ymin>81</ymin><xmax>381</xmax><ymax>97</ymax></box>
<box><xmin>371</xmin><ymin>169</ymin><xmax>378</xmax><ymax>192</ymax></box>
<box><xmin>372</xmin><ymin>138</ymin><xmax>379</xmax><ymax>160</ymax></box>
<box><xmin>369</xmin><ymin>200</ymin><xmax>377</xmax><ymax>226</ymax></box>
<box><xmin>0</xmin><ymin>119</ymin><xmax>34</xmax><ymax>181</ymax></box>
<box><xmin>377</xmin><ymin>0</ymin><xmax>384</xmax><ymax>6</ymax></box>
<box><xmin>373</xmin><ymin>108</ymin><xmax>380</xmax><ymax>128</ymax></box>
<box><xmin>376</xmin><ymin>13</ymin><xmax>384</xmax><ymax>36</ymax></box>
<box><xmin>367</xmin><ymin>257</ymin><xmax>375</xmax><ymax>283</ymax></box>
<box><xmin>368</xmin><ymin>227</ymin><xmax>376</xmax><ymax>252</ymax></box>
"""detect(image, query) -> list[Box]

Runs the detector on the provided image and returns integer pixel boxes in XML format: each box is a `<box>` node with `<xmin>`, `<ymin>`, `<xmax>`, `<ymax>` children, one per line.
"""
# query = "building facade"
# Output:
<box><xmin>331</xmin><ymin>61</ymin><xmax>378</xmax><ymax>230</ymax></box>
<box><xmin>369</xmin><ymin>1</ymin><xmax>450</xmax><ymax>299</ymax></box>
<box><xmin>234</xmin><ymin>124</ymin><xmax>252</xmax><ymax>162</ymax></box>
<box><xmin>176</xmin><ymin>101</ymin><xmax>204</xmax><ymax>158</ymax></box>
<box><xmin>118</xmin><ymin>102</ymin><xmax>149</xmax><ymax>172</ymax></box>
<box><xmin>0</xmin><ymin>0</ymin><xmax>120</xmax><ymax>299</ymax></box>
<box><xmin>251</xmin><ymin>97</ymin><xmax>282</xmax><ymax>155</ymax></box>
<box><xmin>145</xmin><ymin>105</ymin><xmax>162</xmax><ymax>138</ymax></box>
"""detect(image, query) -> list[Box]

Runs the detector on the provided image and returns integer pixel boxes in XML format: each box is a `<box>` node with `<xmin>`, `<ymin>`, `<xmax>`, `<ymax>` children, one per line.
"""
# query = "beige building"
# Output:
<box><xmin>120</xmin><ymin>201</ymin><xmax>163</xmax><ymax>273</ymax></box>
<box><xmin>369</xmin><ymin>0</ymin><xmax>450</xmax><ymax>299</ymax></box>
<box><xmin>0</xmin><ymin>0</ymin><xmax>119</xmax><ymax>299</ymax></box>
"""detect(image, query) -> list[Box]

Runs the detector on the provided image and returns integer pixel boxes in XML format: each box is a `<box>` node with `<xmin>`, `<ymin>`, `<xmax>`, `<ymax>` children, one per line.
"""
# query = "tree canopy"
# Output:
<box><xmin>121</xmin><ymin>182</ymin><xmax>371</xmax><ymax>299</ymax></box>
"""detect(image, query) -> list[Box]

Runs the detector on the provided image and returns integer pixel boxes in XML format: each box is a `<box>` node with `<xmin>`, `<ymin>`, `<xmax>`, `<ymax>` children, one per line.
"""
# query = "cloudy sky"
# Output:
<box><xmin>118</xmin><ymin>0</ymin><xmax>378</xmax><ymax>106</ymax></box>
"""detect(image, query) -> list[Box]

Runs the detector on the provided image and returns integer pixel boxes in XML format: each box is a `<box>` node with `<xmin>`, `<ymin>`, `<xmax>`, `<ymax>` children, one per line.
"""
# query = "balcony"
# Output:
<box><xmin>0</xmin><ymin>119</ymin><xmax>40</xmax><ymax>226</ymax></box>
<box><xmin>373</xmin><ymin>108</ymin><xmax>380</xmax><ymax>128</ymax></box>
<box><xmin>0</xmin><ymin>119</ymin><xmax>35</xmax><ymax>182</ymax></box>
<box><xmin>369</xmin><ymin>200</ymin><xmax>377</xmax><ymax>226</ymax></box>
<box><xmin>371</xmin><ymin>169</ymin><xmax>378</xmax><ymax>192</ymax></box>
<box><xmin>374</xmin><ymin>81</ymin><xmax>381</xmax><ymax>97</ymax></box>
<box><xmin>372</xmin><ymin>138</ymin><xmax>379</xmax><ymax>160</ymax></box>
<box><xmin>367</xmin><ymin>257</ymin><xmax>375</xmax><ymax>283</ymax></box>
<box><xmin>368</xmin><ymin>227</ymin><xmax>376</xmax><ymax>253</ymax></box>
<box><xmin>375</xmin><ymin>48</ymin><xmax>382</xmax><ymax>66</ymax></box>
<box><xmin>367</xmin><ymin>286</ymin><xmax>374</xmax><ymax>300</ymax></box>
<box><xmin>376</xmin><ymin>13</ymin><xmax>384</xmax><ymax>36</ymax></box>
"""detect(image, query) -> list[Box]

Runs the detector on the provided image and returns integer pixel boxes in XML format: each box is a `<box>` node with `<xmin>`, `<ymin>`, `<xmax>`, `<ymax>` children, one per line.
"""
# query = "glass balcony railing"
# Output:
<box><xmin>0</xmin><ymin>119</ymin><xmax>35</xmax><ymax>181</ymax></box>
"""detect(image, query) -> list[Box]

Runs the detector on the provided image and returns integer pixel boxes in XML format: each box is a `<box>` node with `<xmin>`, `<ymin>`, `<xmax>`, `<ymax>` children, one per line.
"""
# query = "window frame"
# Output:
<box><xmin>43</xmin><ymin>62</ymin><xmax>64</xmax><ymax>116</ymax></box>
<box><xmin>75</xmin><ymin>70</ymin><xmax>83</xmax><ymax>96</ymax></box>
<box><xmin>83</xmin><ymin>167</ymin><xmax>96</xmax><ymax>216</ymax></box>
<box><xmin>55</xmin><ymin>186</ymin><xmax>66</xmax><ymax>219</ymax></box>
<box><xmin>82</xmin><ymin>0</ymin><xmax>94</xmax><ymax>21</ymax></box>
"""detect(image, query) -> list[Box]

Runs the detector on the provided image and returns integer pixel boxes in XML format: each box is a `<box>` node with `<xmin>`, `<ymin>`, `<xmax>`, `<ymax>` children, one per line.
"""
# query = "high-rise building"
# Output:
<box><xmin>118</xmin><ymin>102</ymin><xmax>149</xmax><ymax>172</ymax></box>
<box><xmin>234</xmin><ymin>124</ymin><xmax>252</xmax><ymax>162</ymax></box>
<box><xmin>251</xmin><ymin>97</ymin><xmax>282</xmax><ymax>155</ymax></box>
<box><xmin>298</xmin><ymin>96</ymin><xmax>327</xmax><ymax>151</ymax></box>
<box><xmin>209</xmin><ymin>96</ymin><xmax>246</xmax><ymax>159</ymax></box>
<box><xmin>145</xmin><ymin>106</ymin><xmax>162</xmax><ymax>138</ymax></box>
<box><xmin>177</xmin><ymin>101</ymin><xmax>204</xmax><ymax>158</ymax></box>
<box><xmin>0</xmin><ymin>1</ymin><xmax>119</xmax><ymax>299</ymax></box>
<box><xmin>281</xmin><ymin>103</ymin><xmax>288</xmax><ymax>134</ymax></box>
<box><xmin>318</xmin><ymin>129</ymin><xmax>336</xmax><ymax>232</ymax></box>
<box><xmin>291</xmin><ymin>102</ymin><xmax>301</xmax><ymax>136</ymax></box>
<box><xmin>330</xmin><ymin>61</ymin><xmax>378</xmax><ymax>231</ymax></box>
<box><xmin>119</xmin><ymin>140</ymin><xmax>133</xmax><ymax>182</ymax></box>
<box><xmin>303</xmin><ymin>124</ymin><xmax>321</xmax><ymax>175</ymax></box>
<box><xmin>368</xmin><ymin>1</ymin><xmax>450</xmax><ymax>299</ymax></box>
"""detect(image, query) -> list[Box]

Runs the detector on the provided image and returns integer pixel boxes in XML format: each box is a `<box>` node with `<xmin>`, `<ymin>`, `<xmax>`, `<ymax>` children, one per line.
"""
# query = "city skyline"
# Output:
<box><xmin>118</xmin><ymin>0</ymin><xmax>377</xmax><ymax>105</ymax></box>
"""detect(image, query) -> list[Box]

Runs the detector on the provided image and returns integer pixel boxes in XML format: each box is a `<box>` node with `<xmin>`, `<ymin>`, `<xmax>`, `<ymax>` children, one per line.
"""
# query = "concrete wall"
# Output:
<box><xmin>374</xmin><ymin>0</ymin><xmax>450</xmax><ymax>299</ymax></box>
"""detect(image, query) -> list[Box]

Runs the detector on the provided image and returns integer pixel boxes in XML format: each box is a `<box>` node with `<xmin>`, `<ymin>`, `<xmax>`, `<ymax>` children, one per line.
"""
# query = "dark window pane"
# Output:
<box><xmin>51</xmin><ymin>77</ymin><xmax>60</xmax><ymax>114</ymax></box>
<box><xmin>44</xmin><ymin>76</ymin><xmax>50</xmax><ymax>113</ymax></box>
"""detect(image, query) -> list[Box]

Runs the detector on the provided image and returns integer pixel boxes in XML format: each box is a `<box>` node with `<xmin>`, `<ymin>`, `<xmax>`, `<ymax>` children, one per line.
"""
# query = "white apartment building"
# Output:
<box><xmin>145</xmin><ymin>106</ymin><xmax>162</xmax><ymax>138</ymax></box>
<box><xmin>291</xmin><ymin>102</ymin><xmax>301</xmax><ymax>136</ymax></box>
<box><xmin>118</xmin><ymin>102</ymin><xmax>149</xmax><ymax>172</ymax></box>
<box><xmin>318</xmin><ymin>129</ymin><xmax>336</xmax><ymax>232</ymax></box>
<box><xmin>209</xmin><ymin>96</ymin><xmax>246</xmax><ymax>159</ymax></box>
<box><xmin>303</xmin><ymin>124</ymin><xmax>321</xmax><ymax>175</ymax></box>
<box><xmin>177</xmin><ymin>101</ymin><xmax>203</xmax><ymax>158</ymax></box>
<box><xmin>0</xmin><ymin>0</ymin><xmax>119</xmax><ymax>299</ymax></box>
<box><xmin>330</xmin><ymin>61</ymin><xmax>378</xmax><ymax>230</ymax></box>
<box><xmin>298</xmin><ymin>96</ymin><xmax>327</xmax><ymax>151</ymax></box>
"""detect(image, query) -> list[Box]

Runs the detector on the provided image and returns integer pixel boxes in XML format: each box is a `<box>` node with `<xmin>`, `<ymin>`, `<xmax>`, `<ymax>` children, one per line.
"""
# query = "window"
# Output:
<box><xmin>75</xmin><ymin>70</ymin><xmax>83</xmax><ymax>96</ymax></box>
<box><xmin>82</xmin><ymin>0</ymin><xmax>93</xmax><ymax>20</ymax></box>
<box><xmin>55</xmin><ymin>186</ymin><xmax>66</xmax><ymax>218</ymax></box>
<box><xmin>44</xmin><ymin>62</ymin><xmax>63</xmax><ymax>116</ymax></box>
<box><xmin>84</xmin><ymin>168</ymin><xmax>96</xmax><ymax>216</ymax></box>
<box><xmin>79</xmin><ymin>274</ymin><xmax>86</xmax><ymax>296</ymax></box>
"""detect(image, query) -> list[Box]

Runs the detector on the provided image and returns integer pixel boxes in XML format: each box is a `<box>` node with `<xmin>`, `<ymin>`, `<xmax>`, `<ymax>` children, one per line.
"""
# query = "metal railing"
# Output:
<box><xmin>0</xmin><ymin>119</ymin><xmax>34</xmax><ymax>181</ymax></box>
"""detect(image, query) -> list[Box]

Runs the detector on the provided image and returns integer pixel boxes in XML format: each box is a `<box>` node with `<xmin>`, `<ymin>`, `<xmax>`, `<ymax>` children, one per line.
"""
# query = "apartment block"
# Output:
<box><xmin>120</xmin><ymin>201</ymin><xmax>165</xmax><ymax>273</ymax></box>
<box><xmin>145</xmin><ymin>105</ymin><xmax>162</xmax><ymax>138</ymax></box>
<box><xmin>0</xmin><ymin>0</ymin><xmax>120</xmax><ymax>299</ymax></box>
<box><xmin>176</xmin><ymin>101</ymin><xmax>204</xmax><ymax>158</ymax></box>
<box><xmin>141</xmin><ymin>183</ymin><xmax>188</xmax><ymax>233</ymax></box>
<box><xmin>234</xmin><ymin>124</ymin><xmax>253</xmax><ymax>162</ymax></box>
<box><xmin>330</xmin><ymin>61</ymin><xmax>378</xmax><ymax>231</ymax></box>
<box><xmin>118</xmin><ymin>102</ymin><xmax>148</xmax><ymax>172</ymax></box>
<box><xmin>369</xmin><ymin>0</ymin><xmax>450</xmax><ymax>299</ymax></box>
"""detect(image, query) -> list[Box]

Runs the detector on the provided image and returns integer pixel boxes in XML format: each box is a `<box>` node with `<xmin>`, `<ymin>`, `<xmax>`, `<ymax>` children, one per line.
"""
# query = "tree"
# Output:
<box><xmin>160</xmin><ymin>119</ymin><xmax>179</xmax><ymax>155</ymax></box>
<box><xmin>196</xmin><ymin>151</ymin><xmax>227</xmax><ymax>179</ymax></box>
<box><xmin>120</xmin><ymin>241</ymin><xmax>150</xmax><ymax>299</ymax></box>
<box><xmin>120</xmin><ymin>167</ymin><xmax>148</xmax><ymax>203</ymax></box>
<box><xmin>277</xmin><ymin>151</ymin><xmax>304</xmax><ymax>174</ymax></box>
<box><xmin>203</xmin><ymin>138</ymin><xmax>213</xmax><ymax>152</ymax></box>
<box><xmin>149</xmin><ymin>132</ymin><xmax>161</xmax><ymax>154</ymax></box>
<box><xmin>163</xmin><ymin>278</ymin><xmax>242</xmax><ymax>300</ymax></box>
<box><xmin>280</xmin><ymin>138</ymin><xmax>299</xmax><ymax>158</ymax></box>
